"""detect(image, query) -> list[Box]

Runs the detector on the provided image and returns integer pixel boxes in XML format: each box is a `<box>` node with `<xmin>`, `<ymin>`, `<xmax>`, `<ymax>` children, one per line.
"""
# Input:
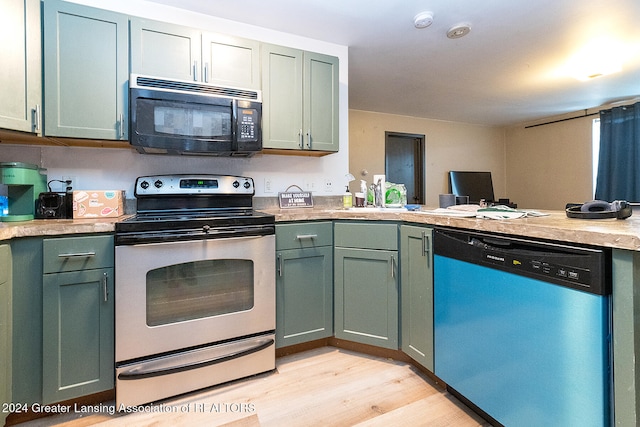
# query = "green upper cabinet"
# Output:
<box><xmin>0</xmin><ymin>0</ymin><xmax>41</xmax><ymax>134</ymax></box>
<box><xmin>129</xmin><ymin>18</ymin><xmax>201</xmax><ymax>82</ymax></box>
<box><xmin>400</xmin><ymin>225</ymin><xmax>434</xmax><ymax>371</ymax></box>
<box><xmin>262</xmin><ymin>45</ymin><xmax>339</xmax><ymax>153</ymax></box>
<box><xmin>202</xmin><ymin>32</ymin><xmax>261</xmax><ymax>89</ymax></box>
<box><xmin>43</xmin><ymin>0</ymin><xmax>129</xmax><ymax>140</ymax></box>
<box><xmin>130</xmin><ymin>18</ymin><xmax>261</xmax><ymax>89</ymax></box>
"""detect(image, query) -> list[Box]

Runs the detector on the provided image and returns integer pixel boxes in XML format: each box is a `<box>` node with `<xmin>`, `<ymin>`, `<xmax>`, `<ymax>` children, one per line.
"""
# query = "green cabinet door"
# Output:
<box><xmin>261</xmin><ymin>45</ymin><xmax>304</xmax><ymax>150</ymax></box>
<box><xmin>130</xmin><ymin>18</ymin><xmax>201</xmax><ymax>81</ymax></box>
<box><xmin>276</xmin><ymin>246</ymin><xmax>333</xmax><ymax>348</ymax></box>
<box><xmin>43</xmin><ymin>0</ymin><xmax>128</xmax><ymax>139</ymax></box>
<box><xmin>0</xmin><ymin>0</ymin><xmax>41</xmax><ymax>134</ymax></box>
<box><xmin>0</xmin><ymin>244</ymin><xmax>12</xmax><ymax>427</ymax></box>
<box><xmin>262</xmin><ymin>44</ymin><xmax>339</xmax><ymax>152</ymax></box>
<box><xmin>400</xmin><ymin>225</ymin><xmax>434</xmax><ymax>370</ymax></box>
<box><xmin>10</xmin><ymin>237</ymin><xmax>43</xmax><ymax>405</ymax></box>
<box><xmin>334</xmin><ymin>247</ymin><xmax>398</xmax><ymax>349</ymax></box>
<box><xmin>202</xmin><ymin>32</ymin><xmax>261</xmax><ymax>89</ymax></box>
<box><xmin>303</xmin><ymin>51</ymin><xmax>339</xmax><ymax>152</ymax></box>
<box><xmin>42</xmin><ymin>267</ymin><xmax>114</xmax><ymax>404</ymax></box>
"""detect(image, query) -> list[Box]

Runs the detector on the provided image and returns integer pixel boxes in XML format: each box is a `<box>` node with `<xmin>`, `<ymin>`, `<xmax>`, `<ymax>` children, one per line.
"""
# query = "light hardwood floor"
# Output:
<box><xmin>17</xmin><ymin>347</ymin><xmax>490</xmax><ymax>427</ymax></box>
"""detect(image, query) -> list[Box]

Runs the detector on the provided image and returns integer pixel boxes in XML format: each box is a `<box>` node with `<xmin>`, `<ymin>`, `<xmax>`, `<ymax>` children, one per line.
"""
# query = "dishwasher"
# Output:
<box><xmin>433</xmin><ymin>228</ymin><xmax>611</xmax><ymax>427</ymax></box>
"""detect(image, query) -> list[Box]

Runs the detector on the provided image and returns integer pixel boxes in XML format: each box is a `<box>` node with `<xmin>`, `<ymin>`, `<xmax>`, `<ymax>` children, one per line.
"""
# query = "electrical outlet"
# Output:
<box><xmin>324</xmin><ymin>179</ymin><xmax>333</xmax><ymax>192</ymax></box>
<box><xmin>264</xmin><ymin>178</ymin><xmax>273</xmax><ymax>193</ymax></box>
<box><xmin>61</xmin><ymin>176</ymin><xmax>76</xmax><ymax>191</ymax></box>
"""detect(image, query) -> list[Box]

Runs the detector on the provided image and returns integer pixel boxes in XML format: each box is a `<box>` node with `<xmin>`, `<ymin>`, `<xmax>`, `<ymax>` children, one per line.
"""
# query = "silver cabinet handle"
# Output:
<box><xmin>57</xmin><ymin>252</ymin><xmax>96</xmax><ymax>258</ymax></box>
<box><xmin>277</xmin><ymin>253</ymin><xmax>283</xmax><ymax>277</ymax></box>
<box><xmin>299</xmin><ymin>129</ymin><xmax>304</xmax><ymax>149</ymax></box>
<box><xmin>193</xmin><ymin>60</ymin><xmax>199</xmax><ymax>81</ymax></box>
<box><xmin>391</xmin><ymin>254</ymin><xmax>396</xmax><ymax>279</ymax></box>
<box><xmin>306</xmin><ymin>129</ymin><xmax>311</xmax><ymax>149</ymax></box>
<box><xmin>204</xmin><ymin>62</ymin><xmax>209</xmax><ymax>83</ymax></box>
<box><xmin>119</xmin><ymin>113</ymin><xmax>125</xmax><ymax>138</ymax></box>
<box><xmin>296</xmin><ymin>234</ymin><xmax>318</xmax><ymax>240</ymax></box>
<box><xmin>33</xmin><ymin>104</ymin><xmax>40</xmax><ymax>132</ymax></box>
<box><xmin>103</xmin><ymin>272</ymin><xmax>108</xmax><ymax>302</ymax></box>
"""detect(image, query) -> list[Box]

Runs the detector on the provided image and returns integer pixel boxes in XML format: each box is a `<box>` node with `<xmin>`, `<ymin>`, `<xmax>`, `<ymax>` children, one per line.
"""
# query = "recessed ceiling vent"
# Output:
<box><xmin>447</xmin><ymin>24</ymin><xmax>471</xmax><ymax>39</ymax></box>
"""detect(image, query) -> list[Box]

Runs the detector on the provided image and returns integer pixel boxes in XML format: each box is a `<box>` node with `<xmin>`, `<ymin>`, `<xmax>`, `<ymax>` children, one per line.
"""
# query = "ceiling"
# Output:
<box><xmin>145</xmin><ymin>0</ymin><xmax>640</xmax><ymax>126</ymax></box>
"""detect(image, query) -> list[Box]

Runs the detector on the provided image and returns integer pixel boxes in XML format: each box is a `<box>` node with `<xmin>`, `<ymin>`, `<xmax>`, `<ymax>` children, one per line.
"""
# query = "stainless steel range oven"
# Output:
<box><xmin>114</xmin><ymin>174</ymin><xmax>275</xmax><ymax>408</ymax></box>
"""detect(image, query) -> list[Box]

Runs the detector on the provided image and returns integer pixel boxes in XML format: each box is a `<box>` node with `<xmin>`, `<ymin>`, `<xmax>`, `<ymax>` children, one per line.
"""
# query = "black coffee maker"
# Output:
<box><xmin>35</xmin><ymin>179</ymin><xmax>73</xmax><ymax>219</ymax></box>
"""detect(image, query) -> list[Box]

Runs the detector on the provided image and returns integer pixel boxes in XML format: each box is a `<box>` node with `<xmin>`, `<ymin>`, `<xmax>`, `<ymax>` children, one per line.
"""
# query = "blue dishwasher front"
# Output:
<box><xmin>434</xmin><ymin>228</ymin><xmax>611</xmax><ymax>427</ymax></box>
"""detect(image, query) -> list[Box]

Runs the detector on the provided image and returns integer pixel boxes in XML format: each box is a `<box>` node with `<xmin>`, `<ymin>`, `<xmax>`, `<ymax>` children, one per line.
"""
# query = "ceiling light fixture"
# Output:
<box><xmin>414</xmin><ymin>12</ymin><xmax>434</xmax><ymax>29</ymax></box>
<box><xmin>447</xmin><ymin>24</ymin><xmax>471</xmax><ymax>39</ymax></box>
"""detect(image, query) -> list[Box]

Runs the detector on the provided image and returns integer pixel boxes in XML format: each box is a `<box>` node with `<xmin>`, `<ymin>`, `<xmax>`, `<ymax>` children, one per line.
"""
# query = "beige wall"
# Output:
<box><xmin>349</xmin><ymin>110</ymin><xmax>506</xmax><ymax>207</ymax></box>
<box><xmin>505</xmin><ymin>116</ymin><xmax>595</xmax><ymax>210</ymax></box>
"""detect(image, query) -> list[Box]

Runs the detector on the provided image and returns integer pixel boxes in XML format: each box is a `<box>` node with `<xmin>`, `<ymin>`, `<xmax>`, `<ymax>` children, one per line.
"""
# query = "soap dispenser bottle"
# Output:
<box><xmin>343</xmin><ymin>186</ymin><xmax>352</xmax><ymax>209</ymax></box>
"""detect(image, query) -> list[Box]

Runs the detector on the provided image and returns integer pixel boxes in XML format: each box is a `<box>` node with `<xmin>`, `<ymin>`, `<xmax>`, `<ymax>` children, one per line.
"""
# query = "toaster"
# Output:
<box><xmin>35</xmin><ymin>192</ymin><xmax>71</xmax><ymax>219</ymax></box>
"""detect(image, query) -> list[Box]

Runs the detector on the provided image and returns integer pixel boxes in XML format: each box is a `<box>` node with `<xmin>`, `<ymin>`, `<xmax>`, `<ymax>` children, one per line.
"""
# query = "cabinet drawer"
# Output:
<box><xmin>276</xmin><ymin>222</ymin><xmax>333</xmax><ymax>250</ymax></box>
<box><xmin>334</xmin><ymin>222</ymin><xmax>398</xmax><ymax>250</ymax></box>
<box><xmin>43</xmin><ymin>235</ymin><xmax>114</xmax><ymax>273</ymax></box>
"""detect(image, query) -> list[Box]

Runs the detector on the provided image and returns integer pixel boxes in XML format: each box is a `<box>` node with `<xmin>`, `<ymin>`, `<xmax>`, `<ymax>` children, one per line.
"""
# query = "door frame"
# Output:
<box><xmin>384</xmin><ymin>131</ymin><xmax>426</xmax><ymax>205</ymax></box>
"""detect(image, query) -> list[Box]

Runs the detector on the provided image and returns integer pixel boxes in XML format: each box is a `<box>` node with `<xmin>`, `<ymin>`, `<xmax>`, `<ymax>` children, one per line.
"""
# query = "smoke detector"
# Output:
<box><xmin>447</xmin><ymin>24</ymin><xmax>471</xmax><ymax>39</ymax></box>
<box><xmin>414</xmin><ymin>12</ymin><xmax>434</xmax><ymax>29</ymax></box>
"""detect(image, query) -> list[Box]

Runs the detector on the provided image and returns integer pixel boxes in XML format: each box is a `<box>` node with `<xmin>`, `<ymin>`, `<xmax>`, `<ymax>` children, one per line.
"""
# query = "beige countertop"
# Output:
<box><xmin>0</xmin><ymin>217</ymin><xmax>124</xmax><ymax>241</ymax></box>
<box><xmin>264</xmin><ymin>207</ymin><xmax>640</xmax><ymax>251</ymax></box>
<box><xmin>2</xmin><ymin>208</ymin><xmax>640</xmax><ymax>251</ymax></box>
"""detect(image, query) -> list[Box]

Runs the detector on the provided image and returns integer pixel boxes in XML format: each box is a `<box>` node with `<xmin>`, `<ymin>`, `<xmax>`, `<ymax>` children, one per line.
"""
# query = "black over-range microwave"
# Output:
<box><xmin>129</xmin><ymin>74</ymin><xmax>262</xmax><ymax>156</ymax></box>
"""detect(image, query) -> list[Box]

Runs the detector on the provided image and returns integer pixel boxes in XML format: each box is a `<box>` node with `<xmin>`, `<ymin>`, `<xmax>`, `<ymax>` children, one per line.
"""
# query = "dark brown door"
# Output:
<box><xmin>385</xmin><ymin>132</ymin><xmax>425</xmax><ymax>204</ymax></box>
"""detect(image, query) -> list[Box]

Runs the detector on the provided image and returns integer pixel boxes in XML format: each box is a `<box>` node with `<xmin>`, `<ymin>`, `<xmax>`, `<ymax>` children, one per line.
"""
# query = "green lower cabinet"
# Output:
<box><xmin>275</xmin><ymin>222</ymin><xmax>333</xmax><ymax>348</ymax></box>
<box><xmin>1</xmin><ymin>244</ymin><xmax>12</xmax><ymax>427</ymax></box>
<box><xmin>11</xmin><ymin>237</ymin><xmax>43</xmax><ymax>405</ymax></box>
<box><xmin>334</xmin><ymin>247</ymin><xmax>398</xmax><ymax>349</ymax></box>
<box><xmin>400</xmin><ymin>225</ymin><xmax>434</xmax><ymax>371</ymax></box>
<box><xmin>42</xmin><ymin>267</ymin><xmax>114</xmax><ymax>404</ymax></box>
<box><xmin>276</xmin><ymin>246</ymin><xmax>333</xmax><ymax>347</ymax></box>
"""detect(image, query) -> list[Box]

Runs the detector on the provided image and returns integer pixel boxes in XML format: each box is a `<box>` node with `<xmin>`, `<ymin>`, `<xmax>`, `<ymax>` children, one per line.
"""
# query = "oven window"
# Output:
<box><xmin>146</xmin><ymin>259</ymin><xmax>254</xmax><ymax>326</ymax></box>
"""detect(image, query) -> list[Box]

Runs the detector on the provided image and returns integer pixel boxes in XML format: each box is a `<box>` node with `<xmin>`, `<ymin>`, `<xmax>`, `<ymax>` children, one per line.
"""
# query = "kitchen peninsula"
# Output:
<box><xmin>2</xmin><ymin>207</ymin><xmax>639</xmax><ymax>426</ymax></box>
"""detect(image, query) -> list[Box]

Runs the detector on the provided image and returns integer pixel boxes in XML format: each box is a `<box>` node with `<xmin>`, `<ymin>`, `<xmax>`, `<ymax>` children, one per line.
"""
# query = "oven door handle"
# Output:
<box><xmin>117</xmin><ymin>338</ymin><xmax>274</xmax><ymax>380</ymax></box>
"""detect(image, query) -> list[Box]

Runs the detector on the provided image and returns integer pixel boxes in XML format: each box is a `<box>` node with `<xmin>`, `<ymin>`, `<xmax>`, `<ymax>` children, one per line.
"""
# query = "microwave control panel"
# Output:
<box><xmin>237</xmin><ymin>108</ymin><xmax>259</xmax><ymax>142</ymax></box>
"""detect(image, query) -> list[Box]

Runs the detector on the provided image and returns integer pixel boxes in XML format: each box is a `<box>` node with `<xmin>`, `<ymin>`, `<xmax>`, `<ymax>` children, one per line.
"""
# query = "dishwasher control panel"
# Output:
<box><xmin>483</xmin><ymin>248</ymin><xmax>592</xmax><ymax>289</ymax></box>
<box><xmin>434</xmin><ymin>228</ymin><xmax>610</xmax><ymax>295</ymax></box>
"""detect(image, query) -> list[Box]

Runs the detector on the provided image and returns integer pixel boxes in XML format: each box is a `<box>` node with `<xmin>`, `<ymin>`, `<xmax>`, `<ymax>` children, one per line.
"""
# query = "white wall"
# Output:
<box><xmin>349</xmin><ymin>110</ymin><xmax>506</xmax><ymax>207</ymax></box>
<box><xmin>505</xmin><ymin>115</ymin><xmax>595</xmax><ymax>210</ymax></box>
<box><xmin>0</xmin><ymin>0</ymin><xmax>349</xmax><ymax>198</ymax></box>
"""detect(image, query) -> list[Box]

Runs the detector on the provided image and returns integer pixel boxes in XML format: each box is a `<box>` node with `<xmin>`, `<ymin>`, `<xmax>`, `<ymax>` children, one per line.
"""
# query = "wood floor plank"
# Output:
<box><xmin>15</xmin><ymin>347</ymin><xmax>487</xmax><ymax>427</ymax></box>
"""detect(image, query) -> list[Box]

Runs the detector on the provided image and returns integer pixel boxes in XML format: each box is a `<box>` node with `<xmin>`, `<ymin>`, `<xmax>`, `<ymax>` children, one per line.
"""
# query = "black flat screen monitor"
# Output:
<box><xmin>448</xmin><ymin>171</ymin><xmax>495</xmax><ymax>204</ymax></box>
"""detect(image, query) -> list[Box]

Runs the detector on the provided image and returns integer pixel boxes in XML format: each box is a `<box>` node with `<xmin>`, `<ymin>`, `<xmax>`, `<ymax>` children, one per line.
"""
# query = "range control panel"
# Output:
<box><xmin>134</xmin><ymin>174</ymin><xmax>254</xmax><ymax>197</ymax></box>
